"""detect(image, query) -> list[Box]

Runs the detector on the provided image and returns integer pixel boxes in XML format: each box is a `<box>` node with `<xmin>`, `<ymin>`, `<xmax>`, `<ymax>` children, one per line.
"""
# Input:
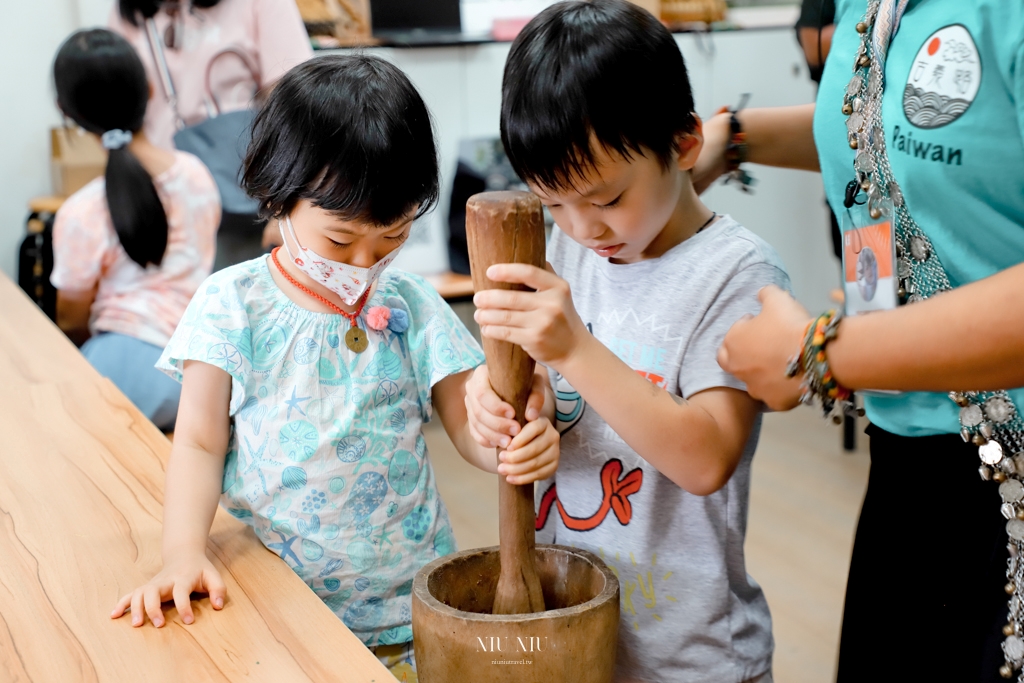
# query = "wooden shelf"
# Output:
<box><xmin>28</xmin><ymin>195</ymin><xmax>66</xmax><ymax>215</ymax></box>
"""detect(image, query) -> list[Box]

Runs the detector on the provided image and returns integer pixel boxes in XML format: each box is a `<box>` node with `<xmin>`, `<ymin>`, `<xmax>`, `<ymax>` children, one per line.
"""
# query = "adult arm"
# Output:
<box><xmin>798</xmin><ymin>25</ymin><xmax>836</xmax><ymax>71</ymax></box>
<box><xmin>693</xmin><ymin>104</ymin><xmax>820</xmax><ymax>194</ymax></box>
<box><xmin>718</xmin><ymin>266</ymin><xmax>1024</xmax><ymax>410</ymax></box>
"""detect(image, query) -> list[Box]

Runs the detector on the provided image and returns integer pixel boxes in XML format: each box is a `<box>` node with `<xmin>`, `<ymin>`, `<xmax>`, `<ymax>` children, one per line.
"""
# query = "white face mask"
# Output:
<box><xmin>278</xmin><ymin>215</ymin><xmax>404</xmax><ymax>306</ymax></box>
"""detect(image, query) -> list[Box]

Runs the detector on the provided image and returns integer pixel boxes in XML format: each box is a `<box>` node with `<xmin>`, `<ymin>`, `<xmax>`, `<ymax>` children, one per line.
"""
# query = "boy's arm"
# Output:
<box><xmin>556</xmin><ymin>335</ymin><xmax>760</xmax><ymax>495</ymax></box>
<box><xmin>434</xmin><ymin>368</ymin><xmax>560</xmax><ymax>485</ymax></box>
<box><xmin>474</xmin><ymin>263</ymin><xmax>762</xmax><ymax>496</ymax></box>
<box><xmin>111</xmin><ymin>360</ymin><xmax>231</xmax><ymax>627</ymax></box>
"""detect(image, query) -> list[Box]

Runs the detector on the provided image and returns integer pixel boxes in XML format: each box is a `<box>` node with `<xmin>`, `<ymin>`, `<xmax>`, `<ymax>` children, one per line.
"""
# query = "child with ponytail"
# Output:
<box><xmin>51</xmin><ymin>28</ymin><xmax>220</xmax><ymax>430</ymax></box>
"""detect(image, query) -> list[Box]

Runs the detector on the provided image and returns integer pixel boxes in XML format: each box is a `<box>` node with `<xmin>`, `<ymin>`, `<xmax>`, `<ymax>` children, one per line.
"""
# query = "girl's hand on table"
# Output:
<box><xmin>111</xmin><ymin>555</ymin><xmax>226</xmax><ymax>627</ymax></box>
<box><xmin>717</xmin><ymin>285</ymin><xmax>811</xmax><ymax>411</ymax></box>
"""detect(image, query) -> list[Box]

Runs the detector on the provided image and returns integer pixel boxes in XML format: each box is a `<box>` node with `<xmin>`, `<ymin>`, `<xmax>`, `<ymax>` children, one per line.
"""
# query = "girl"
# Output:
<box><xmin>110</xmin><ymin>54</ymin><xmax>559</xmax><ymax>679</ymax></box>
<box><xmin>51</xmin><ymin>29</ymin><xmax>220</xmax><ymax>430</ymax></box>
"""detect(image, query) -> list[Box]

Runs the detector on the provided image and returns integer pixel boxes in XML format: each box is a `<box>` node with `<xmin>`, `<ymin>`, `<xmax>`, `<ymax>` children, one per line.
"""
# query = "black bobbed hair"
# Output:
<box><xmin>243</xmin><ymin>54</ymin><xmax>439</xmax><ymax>227</ymax></box>
<box><xmin>501</xmin><ymin>0</ymin><xmax>697</xmax><ymax>192</ymax></box>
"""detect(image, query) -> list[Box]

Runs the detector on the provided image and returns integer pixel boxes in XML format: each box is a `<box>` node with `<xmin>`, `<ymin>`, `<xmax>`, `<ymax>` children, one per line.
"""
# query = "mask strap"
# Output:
<box><xmin>279</xmin><ymin>215</ymin><xmax>303</xmax><ymax>263</ymax></box>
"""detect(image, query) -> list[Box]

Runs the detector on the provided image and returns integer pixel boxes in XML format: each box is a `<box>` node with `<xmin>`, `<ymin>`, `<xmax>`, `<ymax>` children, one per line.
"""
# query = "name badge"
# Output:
<box><xmin>841</xmin><ymin>198</ymin><xmax>901</xmax><ymax>396</ymax></box>
<box><xmin>842</xmin><ymin>198</ymin><xmax>899</xmax><ymax>315</ymax></box>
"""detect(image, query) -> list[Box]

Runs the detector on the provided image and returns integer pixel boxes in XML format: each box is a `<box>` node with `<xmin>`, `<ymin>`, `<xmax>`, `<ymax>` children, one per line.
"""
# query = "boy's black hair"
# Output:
<box><xmin>501</xmin><ymin>0</ymin><xmax>697</xmax><ymax>191</ymax></box>
<box><xmin>243</xmin><ymin>54</ymin><xmax>439</xmax><ymax>226</ymax></box>
<box><xmin>54</xmin><ymin>29</ymin><xmax>169</xmax><ymax>268</ymax></box>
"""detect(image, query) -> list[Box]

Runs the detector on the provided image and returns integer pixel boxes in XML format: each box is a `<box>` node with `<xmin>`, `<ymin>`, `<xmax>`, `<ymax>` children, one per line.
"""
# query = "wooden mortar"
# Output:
<box><xmin>412</xmin><ymin>545</ymin><xmax>619</xmax><ymax>681</ymax></box>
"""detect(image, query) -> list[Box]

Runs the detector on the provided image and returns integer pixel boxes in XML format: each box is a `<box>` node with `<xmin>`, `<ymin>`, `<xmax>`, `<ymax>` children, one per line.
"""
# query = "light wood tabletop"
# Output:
<box><xmin>0</xmin><ymin>272</ymin><xmax>393</xmax><ymax>682</ymax></box>
<box><xmin>422</xmin><ymin>272</ymin><xmax>474</xmax><ymax>302</ymax></box>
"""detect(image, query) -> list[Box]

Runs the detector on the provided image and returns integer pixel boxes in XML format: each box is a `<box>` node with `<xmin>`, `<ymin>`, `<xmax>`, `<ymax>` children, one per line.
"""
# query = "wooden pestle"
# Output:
<box><xmin>465</xmin><ymin>191</ymin><xmax>547</xmax><ymax>615</ymax></box>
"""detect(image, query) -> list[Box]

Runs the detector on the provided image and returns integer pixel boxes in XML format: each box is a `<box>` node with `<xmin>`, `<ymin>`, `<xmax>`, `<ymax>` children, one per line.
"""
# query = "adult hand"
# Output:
<box><xmin>718</xmin><ymin>285</ymin><xmax>811</xmax><ymax>411</ymax></box>
<box><xmin>692</xmin><ymin>110</ymin><xmax>732</xmax><ymax>195</ymax></box>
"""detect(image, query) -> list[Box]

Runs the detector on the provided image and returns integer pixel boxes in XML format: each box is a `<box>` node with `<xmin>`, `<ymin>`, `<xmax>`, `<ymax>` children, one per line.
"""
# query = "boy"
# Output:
<box><xmin>465</xmin><ymin>2</ymin><xmax>789</xmax><ymax>681</ymax></box>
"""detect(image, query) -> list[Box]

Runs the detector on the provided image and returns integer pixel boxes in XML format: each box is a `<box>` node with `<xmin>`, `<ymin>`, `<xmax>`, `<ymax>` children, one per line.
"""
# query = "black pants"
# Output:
<box><xmin>837</xmin><ymin>425</ymin><xmax>1010</xmax><ymax>682</ymax></box>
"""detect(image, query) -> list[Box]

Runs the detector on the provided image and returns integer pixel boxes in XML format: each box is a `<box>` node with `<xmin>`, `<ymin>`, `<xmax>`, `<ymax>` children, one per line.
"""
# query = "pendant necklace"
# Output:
<box><xmin>271</xmin><ymin>246</ymin><xmax>371</xmax><ymax>353</ymax></box>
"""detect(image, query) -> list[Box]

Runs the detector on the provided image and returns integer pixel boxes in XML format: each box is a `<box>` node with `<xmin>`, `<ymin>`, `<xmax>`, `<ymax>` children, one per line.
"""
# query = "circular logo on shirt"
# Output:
<box><xmin>903</xmin><ymin>24</ymin><xmax>981</xmax><ymax>129</ymax></box>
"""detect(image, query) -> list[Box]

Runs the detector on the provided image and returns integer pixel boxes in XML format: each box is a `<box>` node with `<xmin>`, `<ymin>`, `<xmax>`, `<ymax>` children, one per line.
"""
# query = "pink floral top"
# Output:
<box><xmin>50</xmin><ymin>152</ymin><xmax>220</xmax><ymax>348</ymax></box>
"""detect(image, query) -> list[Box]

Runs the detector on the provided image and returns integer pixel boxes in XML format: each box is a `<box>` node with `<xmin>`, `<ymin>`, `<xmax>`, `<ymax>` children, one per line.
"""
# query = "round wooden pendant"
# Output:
<box><xmin>345</xmin><ymin>326</ymin><xmax>368</xmax><ymax>353</ymax></box>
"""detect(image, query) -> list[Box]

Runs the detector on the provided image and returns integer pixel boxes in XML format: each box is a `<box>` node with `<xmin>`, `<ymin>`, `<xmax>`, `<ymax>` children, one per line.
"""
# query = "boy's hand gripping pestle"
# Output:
<box><xmin>465</xmin><ymin>191</ymin><xmax>547</xmax><ymax>615</ymax></box>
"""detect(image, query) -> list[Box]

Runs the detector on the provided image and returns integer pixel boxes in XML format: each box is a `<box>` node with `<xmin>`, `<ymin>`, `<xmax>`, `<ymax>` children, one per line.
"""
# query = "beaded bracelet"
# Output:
<box><xmin>718</xmin><ymin>94</ymin><xmax>755</xmax><ymax>193</ymax></box>
<box><xmin>786</xmin><ymin>309</ymin><xmax>860</xmax><ymax>423</ymax></box>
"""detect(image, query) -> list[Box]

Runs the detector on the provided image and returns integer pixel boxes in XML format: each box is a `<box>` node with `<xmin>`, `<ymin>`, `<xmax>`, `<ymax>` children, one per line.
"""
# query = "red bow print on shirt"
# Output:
<box><xmin>536</xmin><ymin>459</ymin><xmax>644</xmax><ymax>532</ymax></box>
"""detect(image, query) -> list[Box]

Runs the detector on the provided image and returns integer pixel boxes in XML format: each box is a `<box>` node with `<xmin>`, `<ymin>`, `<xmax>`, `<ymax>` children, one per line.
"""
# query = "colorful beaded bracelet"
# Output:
<box><xmin>786</xmin><ymin>309</ymin><xmax>860</xmax><ymax>423</ymax></box>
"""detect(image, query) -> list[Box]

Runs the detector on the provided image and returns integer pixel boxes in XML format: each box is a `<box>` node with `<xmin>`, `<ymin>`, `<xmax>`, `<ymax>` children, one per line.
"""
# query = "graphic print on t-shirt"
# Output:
<box><xmin>536</xmin><ymin>458</ymin><xmax>643</xmax><ymax>531</ymax></box>
<box><xmin>539</xmin><ymin>315</ymin><xmax>689</xmax><ymax>533</ymax></box>
<box><xmin>552</xmin><ymin>323</ymin><xmax>592</xmax><ymax>435</ymax></box>
<box><xmin>903</xmin><ymin>24</ymin><xmax>981</xmax><ymax>129</ymax></box>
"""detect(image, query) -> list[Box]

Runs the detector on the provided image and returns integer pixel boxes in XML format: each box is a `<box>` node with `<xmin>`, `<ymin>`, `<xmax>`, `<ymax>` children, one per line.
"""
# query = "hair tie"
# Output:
<box><xmin>101</xmin><ymin>129</ymin><xmax>133</xmax><ymax>150</ymax></box>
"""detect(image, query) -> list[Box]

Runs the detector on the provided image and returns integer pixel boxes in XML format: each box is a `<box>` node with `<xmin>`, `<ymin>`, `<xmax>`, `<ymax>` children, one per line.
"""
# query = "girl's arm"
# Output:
<box><xmin>56</xmin><ymin>287</ymin><xmax>96</xmax><ymax>346</ymax></box>
<box><xmin>719</xmin><ymin>266</ymin><xmax>1024</xmax><ymax>410</ymax></box>
<box><xmin>434</xmin><ymin>368</ymin><xmax>559</xmax><ymax>485</ymax></box>
<box><xmin>111</xmin><ymin>360</ymin><xmax>232</xmax><ymax>627</ymax></box>
<box><xmin>694</xmin><ymin>104</ymin><xmax>820</xmax><ymax>194</ymax></box>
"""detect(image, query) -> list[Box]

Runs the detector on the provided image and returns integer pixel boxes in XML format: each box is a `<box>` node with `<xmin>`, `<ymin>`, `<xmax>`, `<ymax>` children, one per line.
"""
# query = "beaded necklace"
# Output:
<box><xmin>843</xmin><ymin>2</ymin><xmax>1024</xmax><ymax>677</ymax></box>
<box><xmin>271</xmin><ymin>246</ymin><xmax>372</xmax><ymax>353</ymax></box>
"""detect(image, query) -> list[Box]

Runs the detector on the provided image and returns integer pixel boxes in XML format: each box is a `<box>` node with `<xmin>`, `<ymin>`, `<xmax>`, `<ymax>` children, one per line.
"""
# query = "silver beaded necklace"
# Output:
<box><xmin>844</xmin><ymin>1</ymin><xmax>1024</xmax><ymax>677</ymax></box>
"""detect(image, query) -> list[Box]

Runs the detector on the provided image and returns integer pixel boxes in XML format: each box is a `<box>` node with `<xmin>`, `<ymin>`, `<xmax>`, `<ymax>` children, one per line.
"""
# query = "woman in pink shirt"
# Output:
<box><xmin>51</xmin><ymin>29</ymin><xmax>220</xmax><ymax>430</ymax></box>
<box><xmin>110</xmin><ymin>0</ymin><xmax>312</xmax><ymax>268</ymax></box>
<box><xmin>109</xmin><ymin>0</ymin><xmax>312</xmax><ymax>152</ymax></box>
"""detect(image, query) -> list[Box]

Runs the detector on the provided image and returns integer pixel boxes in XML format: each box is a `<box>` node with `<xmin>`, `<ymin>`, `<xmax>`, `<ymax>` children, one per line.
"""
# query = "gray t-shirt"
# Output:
<box><xmin>539</xmin><ymin>215</ymin><xmax>790</xmax><ymax>683</ymax></box>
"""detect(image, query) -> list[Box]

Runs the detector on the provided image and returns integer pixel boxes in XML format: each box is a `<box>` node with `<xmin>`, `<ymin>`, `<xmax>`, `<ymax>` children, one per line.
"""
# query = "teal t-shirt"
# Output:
<box><xmin>814</xmin><ymin>0</ymin><xmax>1024</xmax><ymax>437</ymax></box>
<box><xmin>156</xmin><ymin>258</ymin><xmax>485</xmax><ymax>646</ymax></box>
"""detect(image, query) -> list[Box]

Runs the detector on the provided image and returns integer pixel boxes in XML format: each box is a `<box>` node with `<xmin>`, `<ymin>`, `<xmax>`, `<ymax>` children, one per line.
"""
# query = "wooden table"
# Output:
<box><xmin>0</xmin><ymin>272</ymin><xmax>392</xmax><ymax>682</ymax></box>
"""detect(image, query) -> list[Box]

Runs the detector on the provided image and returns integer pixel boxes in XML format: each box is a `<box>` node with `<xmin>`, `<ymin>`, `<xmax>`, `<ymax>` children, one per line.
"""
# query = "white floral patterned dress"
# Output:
<box><xmin>157</xmin><ymin>256</ymin><xmax>484</xmax><ymax>647</ymax></box>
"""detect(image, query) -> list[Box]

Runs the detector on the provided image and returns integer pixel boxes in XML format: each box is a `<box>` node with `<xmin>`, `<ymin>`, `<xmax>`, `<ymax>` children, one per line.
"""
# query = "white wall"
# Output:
<box><xmin>0</xmin><ymin>0</ymin><xmax>86</xmax><ymax>280</ymax></box>
<box><xmin>78</xmin><ymin>0</ymin><xmax>115</xmax><ymax>27</ymax></box>
<box><xmin>0</xmin><ymin>0</ymin><xmax>111</xmax><ymax>282</ymax></box>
